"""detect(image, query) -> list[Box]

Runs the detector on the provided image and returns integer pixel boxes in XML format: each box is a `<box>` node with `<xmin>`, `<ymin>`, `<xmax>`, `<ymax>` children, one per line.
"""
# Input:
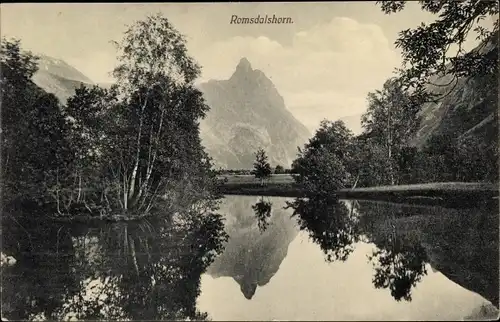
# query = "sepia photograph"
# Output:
<box><xmin>1</xmin><ymin>1</ymin><xmax>499</xmax><ymax>321</ymax></box>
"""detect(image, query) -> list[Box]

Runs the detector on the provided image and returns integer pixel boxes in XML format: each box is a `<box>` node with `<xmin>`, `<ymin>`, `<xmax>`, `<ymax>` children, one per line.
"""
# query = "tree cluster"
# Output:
<box><xmin>290</xmin><ymin>1</ymin><xmax>498</xmax><ymax>191</ymax></box>
<box><xmin>1</xmin><ymin>14</ymin><xmax>218</xmax><ymax>219</ymax></box>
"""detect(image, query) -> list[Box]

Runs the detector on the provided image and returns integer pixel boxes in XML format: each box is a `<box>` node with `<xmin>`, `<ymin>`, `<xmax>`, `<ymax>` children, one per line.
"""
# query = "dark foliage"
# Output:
<box><xmin>251</xmin><ymin>148</ymin><xmax>272</xmax><ymax>184</ymax></box>
<box><xmin>1</xmin><ymin>13</ymin><xmax>220</xmax><ymax>221</ymax></box>
<box><xmin>287</xmin><ymin>197</ymin><xmax>360</xmax><ymax>263</ymax></box>
<box><xmin>292</xmin><ymin>120</ymin><xmax>354</xmax><ymax>195</ymax></box>
<box><xmin>1</xmin><ymin>205</ymin><xmax>228</xmax><ymax>321</ymax></box>
<box><xmin>252</xmin><ymin>197</ymin><xmax>273</xmax><ymax>232</ymax></box>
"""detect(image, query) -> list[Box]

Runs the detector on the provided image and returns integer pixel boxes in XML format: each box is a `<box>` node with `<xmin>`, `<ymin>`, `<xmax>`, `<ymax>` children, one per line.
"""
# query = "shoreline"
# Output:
<box><xmin>5</xmin><ymin>177</ymin><xmax>497</xmax><ymax>225</ymax></box>
<box><xmin>218</xmin><ymin>175</ymin><xmax>498</xmax><ymax>207</ymax></box>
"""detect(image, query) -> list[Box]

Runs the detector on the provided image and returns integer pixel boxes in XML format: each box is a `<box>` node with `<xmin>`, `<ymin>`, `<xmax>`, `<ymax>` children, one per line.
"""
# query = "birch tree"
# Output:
<box><xmin>361</xmin><ymin>78</ymin><xmax>420</xmax><ymax>185</ymax></box>
<box><xmin>60</xmin><ymin>14</ymin><xmax>211</xmax><ymax>218</ymax></box>
<box><xmin>104</xmin><ymin>13</ymin><xmax>211</xmax><ymax>216</ymax></box>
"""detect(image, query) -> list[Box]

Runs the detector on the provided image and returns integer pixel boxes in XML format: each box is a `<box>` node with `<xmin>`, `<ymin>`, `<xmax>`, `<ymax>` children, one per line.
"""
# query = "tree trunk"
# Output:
<box><xmin>77</xmin><ymin>173</ymin><xmax>82</xmax><ymax>202</ymax></box>
<box><xmin>128</xmin><ymin>95</ymin><xmax>150</xmax><ymax>204</ymax></box>
<box><xmin>352</xmin><ymin>174</ymin><xmax>360</xmax><ymax>190</ymax></box>
<box><xmin>387</xmin><ymin>103</ymin><xmax>395</xmax><ymax>186</ymax></box>
<box><xmin>129</xmin><ymin>236</ymin><xmax>140</xmax><ymax>277</ymax></box>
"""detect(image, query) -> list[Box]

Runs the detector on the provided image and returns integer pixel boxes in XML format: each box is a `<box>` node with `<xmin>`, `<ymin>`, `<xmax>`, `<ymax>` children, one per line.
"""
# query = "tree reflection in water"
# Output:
<box><xmin>252</xmin><ymin>197</ymin><xmax>273</xmax><ymax>233</ymax></box>
<box><xmin>286</xmin><ymin>197</ymin><xmax>361</xmax><ymax>263</ymax></box>
<box><xmin>358</xmin><ymin>199</ymin><xmax>498</xmax><ymax>307</ymax></box>
<box><xmin>1</xmin><ymin>207</ymin><xmax>228</xmax><ymax>321</ymax></box>
<box><xmin>359</xmin><ymin>201</ymin><xmax>429</xmax><ymax>301</ymax></box>
<box><xmin>3</xmin><ymin>196</ymin><xmax>497</xmax><ymax>317</ymax></box>
<box><xmin>367</xmin><ymin>239</ymin><xmax>428</xmax><ymax>302</ymax></box>
<box><xmin>286</xmin><ymin>196</ymin><xmax>429</xmax><ymax>302</ymax></box>
<box><xmin>2</xmin><ymin>215</ymin><xmax>82</xmax><ymax>321</ymax></box>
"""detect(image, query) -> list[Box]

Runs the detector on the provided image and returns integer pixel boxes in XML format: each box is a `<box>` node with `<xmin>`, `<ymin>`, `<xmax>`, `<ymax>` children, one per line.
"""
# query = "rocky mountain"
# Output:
<box><xmin>410</xmin><ymin>37</ymin><xmax>498</xmax><ymax>152</ymax></box>
<box><xmin>30</xmin><ymin>55</ymin><xmax>311</xmax><ymax>169</ymax></box>
<box><xmin>32</xmin><ymin>54</ymin><xmax>94</xmax><ymax>103</ymax></box>
<box><xmin>205</xmin><ymin>196</ymin><xmax>298</xmax><ymax>299</ymax></box>
<box><xmin>198</xmin><ymin>58</ymin><xmax>311</xmax><ymax>169</ymax></box>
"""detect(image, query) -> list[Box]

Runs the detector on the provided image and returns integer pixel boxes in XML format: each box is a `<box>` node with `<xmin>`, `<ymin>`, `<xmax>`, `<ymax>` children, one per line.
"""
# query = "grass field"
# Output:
<box><xmin>218</xmin><ymin>174</ymin><xmax>295</xmax><ymax>184</ymax></box>
<box><xmin>217</xmin><ymin>174</ymin><xmax>300</xmax><ymax>196</ymax></box>
<box><xmin>217</xmin><ymin>175</ymin><xmax>498</xmax><ymax>205</ymax></box>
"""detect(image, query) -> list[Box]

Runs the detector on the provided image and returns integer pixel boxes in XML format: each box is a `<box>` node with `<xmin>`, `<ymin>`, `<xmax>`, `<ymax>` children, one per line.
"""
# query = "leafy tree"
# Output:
<box><xmin>251</xmin><ymin>148</ymin><xmax>272</xmax><ymax>185</ymax></box>
<box><xmin>377</xmin><ymin>0</ymin><xmax>499</xmax><ymax>95</ymax></box>
<box><xmin>361</xmin><ymin>78</ymin><xmax>423</xmax><ymax>185</ymax></box>
<box><xmin>292</xmin><ymin>120</ymin><xmax>354</xmax><ymax>196</ymax></box>
<box><xmin>53</xmin><ymin>85</ymin><xmax>119</xmax><ymax>215</ymax></box>
<box><xmin>3</xmin><ymin>14</ymin><xmax>219</xmax><ymax>220</ymax></box>
<box><xmin>274</xmin><ymin>165</ymin><xmax>285</xmax><ymax>174</ymax></box>
<box><xmin>394</xmin><ymin>146</ymin><xmax>427</xmax><ymax>184</ymax></box>
<box><xmin>51</xmin><ymin>14</ymin><xmax>216</xmax><ymax>218</ymax></box>
<box><xmin>349</xmin><ymin>138</ymin><xmax>394</xmax><ymax>187</ymax></box>
<box><xmin>1</xmin><ymin>38</ymin><xmax>76</xmax><ymax>209</ymax></box>
<box><xmin>105</xmin><ymin>13</ymin><xmax>212</xmax><ymax>215</ymax></box>
<box><xmin>364</xmin><ymin>1</ymin><xmax>499</xmax><ymax>185</ymax></box>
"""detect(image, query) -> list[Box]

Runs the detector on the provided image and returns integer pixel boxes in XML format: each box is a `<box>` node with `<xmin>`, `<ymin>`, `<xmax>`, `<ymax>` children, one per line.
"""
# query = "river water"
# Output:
<box><xmin>1</xmin><ymin>195</ymin><xmax>498</xmax><ymax>320</ymax></box>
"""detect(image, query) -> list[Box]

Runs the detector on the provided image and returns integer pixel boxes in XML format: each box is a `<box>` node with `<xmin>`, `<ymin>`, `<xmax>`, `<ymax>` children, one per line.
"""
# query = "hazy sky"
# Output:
<box><xmin>0</xmin><ymin>3</ymin><xmax>484</xmax><ymax>132</ymax></box>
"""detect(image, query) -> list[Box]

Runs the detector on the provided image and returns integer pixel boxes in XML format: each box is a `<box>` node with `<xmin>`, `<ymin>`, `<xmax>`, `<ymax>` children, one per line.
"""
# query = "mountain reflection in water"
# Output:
<box><xmin>1</xmin><ymin>195</ymin><xmax>498</xmax><ymax>321</ymax></box>
<box><xmin>198</xmin><ymin>196</ymin><xmax>499</xmax><ymax>321</ymax></box>
<box><xmin>205</xmin><ymin>196</ymin><xmax>298</xmax><ymax>300</ymax></box>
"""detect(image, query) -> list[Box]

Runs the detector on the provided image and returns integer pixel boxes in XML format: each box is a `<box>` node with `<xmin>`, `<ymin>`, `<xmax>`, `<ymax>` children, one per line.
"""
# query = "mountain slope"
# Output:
<box><xmin>410</xmin><ymin>37</ymin><xmax>498</xmax><ymax>152</ymax></box>
<box><xmin>198</xmin><ymin>58</ymin><xmax>311</xmax><ymax>169</ymax></box>
<box><xmin>30</xmin><ymin>55</ymin><xmax>310</xmax><ymax>169</ymax></box>
<box><xmin>32</xmin><ymin>54</ymin><xmax>94</xmax><ymax>103</ymax></box>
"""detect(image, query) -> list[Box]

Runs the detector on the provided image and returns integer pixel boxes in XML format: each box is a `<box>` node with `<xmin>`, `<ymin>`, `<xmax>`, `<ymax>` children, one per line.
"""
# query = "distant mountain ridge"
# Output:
<box><xmin>30</xmin><ymin>55</ymin><xmax>311</xmax><ymax>169</ymax></box>
<box><xmin>31</xmin><ymin>43</ymin><xmax>497</xmax><ymax>173</ymax></box>
<box><xmin>32</xmin><ymin>54</ymin><xmax>94</xmax><ymax>103</ymax></box>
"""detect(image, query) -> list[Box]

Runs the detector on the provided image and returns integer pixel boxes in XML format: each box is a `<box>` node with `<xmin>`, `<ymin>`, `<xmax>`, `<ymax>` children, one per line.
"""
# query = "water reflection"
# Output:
<box><xmin>2</xmin><ymin>195</ymin><xmax>499</xmax><ymax>321</ymax></box>
<box><xmin>357</xmin><ymin>201</ymin><xmax>430</xmax><ymax>302</ymax></box>
<box><xmin>198</xmin><ymin>195</ymin><xmax>498</xmax><ymax>321</ymax></box>
<box><xmin>356</xmin><ymin>200</ymin><xmax>499</xmax><ymax>307</ymax></box>
<box><xmin>286</xmin><ymin>196</ymin><xmax>361</xmax><ymax>262</ymax></box>
<box><xmin>1</xmin><ymin>207</ymin><xmax>228</xmax><ymax>321</ymax></box>
<box><xmin>2</xmin><ymin>218</ymin><xmax>82</xmax><ymax>320</ymax></box>
<box><xmin>206</xmin><ymin>196</ymin><xmax>298</xmax><ymax>300</ymax></box>
<box><xmin>251</xmin><ymin>197</ymin><xmax>273</xmax><ymax>233</ymax></box>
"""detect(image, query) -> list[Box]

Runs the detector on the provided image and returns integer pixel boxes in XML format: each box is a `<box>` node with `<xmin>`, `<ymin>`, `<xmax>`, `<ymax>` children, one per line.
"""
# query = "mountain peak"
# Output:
<box><xmin>236</xmin><ymin>57</ymin><xmax>253</xmax><ymax>72</ymax></box>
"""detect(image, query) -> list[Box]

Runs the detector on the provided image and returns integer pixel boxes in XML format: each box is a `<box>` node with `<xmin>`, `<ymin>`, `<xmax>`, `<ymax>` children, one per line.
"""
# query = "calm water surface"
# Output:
<box><xmin>2</xmin><ymin>195</ymin><xmax>498</xmax><ymax>321</ymax></box>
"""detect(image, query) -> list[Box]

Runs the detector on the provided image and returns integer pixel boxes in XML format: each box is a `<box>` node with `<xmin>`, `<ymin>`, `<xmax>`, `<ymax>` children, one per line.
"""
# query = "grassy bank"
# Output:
<box><xmin>337</xmin><ymin>182</ymin><xmax>498</xmax><ymax>207</ymax></box>
<box><xmin>217</xmin><ymin>174</ymin><xmax>301</xmax><ymax>197</ymax></box>
<box><xmin>217</xmin><ymin>175</ymin><xmax>498</xmax><ymax>206</ymax></box>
